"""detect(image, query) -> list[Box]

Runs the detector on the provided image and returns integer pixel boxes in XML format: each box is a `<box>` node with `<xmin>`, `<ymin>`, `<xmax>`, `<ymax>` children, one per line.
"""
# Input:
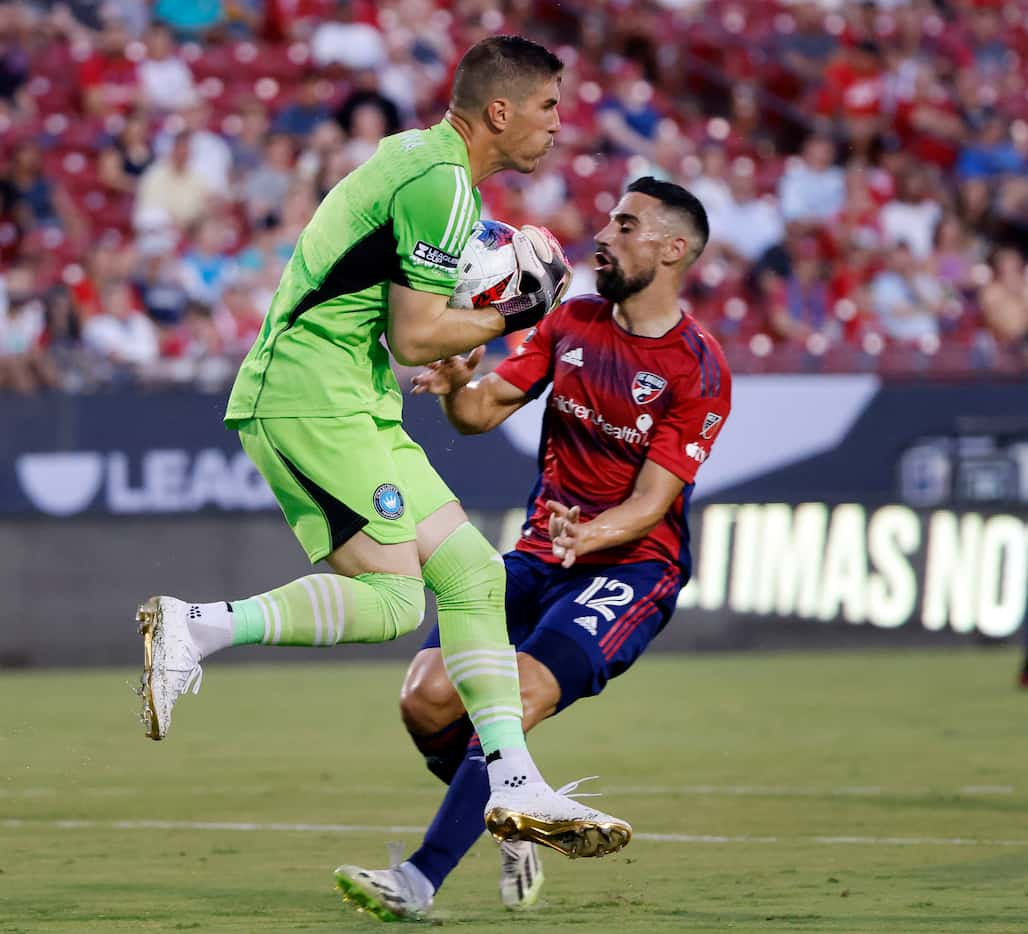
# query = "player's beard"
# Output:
<box><xmin>596</xmin><ymin>258</ymin><xmax>656</xmax><ymax>303</ymax></box>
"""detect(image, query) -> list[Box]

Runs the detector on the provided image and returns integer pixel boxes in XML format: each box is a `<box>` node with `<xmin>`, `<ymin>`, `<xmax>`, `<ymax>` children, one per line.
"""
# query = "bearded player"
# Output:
<box><xmin>136</xmin><ymin>36</ymin><xmax>632</xmax><ymax>861</ymax></box>
<box><xmin>333</xmin><ymin>177</ymin><xmax>731</xmax><ymax>919</ymax></box>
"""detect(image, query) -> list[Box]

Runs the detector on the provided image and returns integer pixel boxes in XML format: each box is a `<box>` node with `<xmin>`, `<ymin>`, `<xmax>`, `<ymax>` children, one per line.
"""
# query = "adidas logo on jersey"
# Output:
<box><xmin>560</xmin><ymin>347</ymin><xmax>584</xmax><ymax>367</ymax></box>
<box><xmin>574</xmin><ymin>615</ymin><xmax>598</xmax><ymax>636</ymax></box>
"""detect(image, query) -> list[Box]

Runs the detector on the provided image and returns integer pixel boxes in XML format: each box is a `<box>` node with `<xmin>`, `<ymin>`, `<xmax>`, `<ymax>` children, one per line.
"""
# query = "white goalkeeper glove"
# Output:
<box><xmin>493</xmin><ymin>225</ymin><xmax>572</xmax><ymax>334</ymax></box>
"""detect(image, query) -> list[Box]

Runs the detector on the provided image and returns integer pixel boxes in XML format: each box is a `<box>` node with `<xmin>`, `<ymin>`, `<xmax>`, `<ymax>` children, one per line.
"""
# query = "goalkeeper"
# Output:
<box><xmin>135</xmin><ymin>35</ymin><xmax>630</xmax><ymax>858</ymax></box>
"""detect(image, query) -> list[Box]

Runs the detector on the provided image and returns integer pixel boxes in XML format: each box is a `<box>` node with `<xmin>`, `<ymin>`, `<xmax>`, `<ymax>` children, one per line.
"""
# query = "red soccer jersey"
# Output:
<box><xmin>495</xmin><ymin>295</ymin><xmax>732</xmax><ymax>573</ymax></box>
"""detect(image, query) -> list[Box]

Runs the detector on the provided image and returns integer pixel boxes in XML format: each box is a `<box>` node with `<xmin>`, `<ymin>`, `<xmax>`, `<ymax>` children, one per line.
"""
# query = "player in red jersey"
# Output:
<box><xmin>333</xmin><ymin>177</ymin><xmax>730</xmax><ymax>919</ymax></box>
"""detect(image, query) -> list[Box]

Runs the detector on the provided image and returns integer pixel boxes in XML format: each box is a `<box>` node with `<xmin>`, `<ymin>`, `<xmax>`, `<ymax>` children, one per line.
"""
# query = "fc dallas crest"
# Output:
<box><xmin>631</xmin><ymin>371</ymin><xmax>668</xmax><ymax>405</ymax></box>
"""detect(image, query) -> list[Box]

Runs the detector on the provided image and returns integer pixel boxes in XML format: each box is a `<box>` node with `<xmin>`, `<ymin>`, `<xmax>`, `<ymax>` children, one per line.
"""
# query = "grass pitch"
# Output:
<box><xmin>1</xmin><ymin>648</ymin><xmax>1027</xmax><ymax>933</ymax></box>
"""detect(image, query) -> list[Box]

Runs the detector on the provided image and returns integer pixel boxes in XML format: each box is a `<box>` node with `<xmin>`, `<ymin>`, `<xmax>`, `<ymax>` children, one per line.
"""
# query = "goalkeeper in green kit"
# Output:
<box><xmin>135</xmin><ymin>35</ymin><xmax>631</xmax><ymax>861</ymax></box>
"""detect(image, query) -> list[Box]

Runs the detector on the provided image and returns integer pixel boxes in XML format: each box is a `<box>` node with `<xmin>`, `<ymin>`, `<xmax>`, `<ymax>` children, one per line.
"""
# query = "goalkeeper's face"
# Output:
<box><xmin>501</xmin><ymin>76</ymin><xmax>562</xmax><ymax>173</ymax></box>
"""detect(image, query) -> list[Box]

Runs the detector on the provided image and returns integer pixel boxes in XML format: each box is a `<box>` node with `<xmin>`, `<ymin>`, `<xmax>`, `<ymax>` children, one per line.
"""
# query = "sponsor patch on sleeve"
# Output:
<box><xmin>411</xmin><ymin>241</ymin><xmax>459</xmax><ymax>272</ymax></box>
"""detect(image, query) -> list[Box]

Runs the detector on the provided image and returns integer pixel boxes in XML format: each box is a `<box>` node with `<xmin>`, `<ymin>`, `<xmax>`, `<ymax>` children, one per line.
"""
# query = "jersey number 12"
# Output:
<box><xmin>574</xmin><ymin>576</ymin><xmax>635</xmax><ymax>621</ymax></box>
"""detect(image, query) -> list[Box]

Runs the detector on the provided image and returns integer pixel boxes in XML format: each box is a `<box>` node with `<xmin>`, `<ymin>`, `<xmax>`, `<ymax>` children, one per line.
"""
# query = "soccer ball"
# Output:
<box><xmin>449</xmin><ymin>219</ymin><xmax>520</xmax><ymax>309</ymax></box>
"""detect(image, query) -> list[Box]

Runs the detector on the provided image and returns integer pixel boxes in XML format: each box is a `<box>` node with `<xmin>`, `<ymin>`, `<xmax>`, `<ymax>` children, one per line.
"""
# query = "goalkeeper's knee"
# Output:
<box><xmin>421</xmin><ymin>522</ymin><xmax>506</xmax><ymax>616</ymax></box>
<box><xmin>353</xmin><ymin>572</ymin><xmax>426</xmax><ymax>641</ymax></box>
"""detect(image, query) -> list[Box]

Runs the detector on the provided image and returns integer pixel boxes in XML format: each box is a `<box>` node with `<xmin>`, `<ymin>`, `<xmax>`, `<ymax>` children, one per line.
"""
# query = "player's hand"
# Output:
<box><xmin>546</xmin><ymin>501</ymin><xmax>582</xmax><ymax>569</ymax></box>
<box><xmin>493</xmin><ymin>226</ymin><xmax>571</xmax><ymax>335</ymax></box>
<box><xmin>411</xmin><ymin>346</ymin><xmax>485</xmax><ymax>395</ymax></box>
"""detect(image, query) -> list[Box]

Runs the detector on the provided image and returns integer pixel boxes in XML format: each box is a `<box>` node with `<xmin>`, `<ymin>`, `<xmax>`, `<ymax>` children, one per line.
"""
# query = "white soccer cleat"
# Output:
<box><xmin>334</xmin><ymin>864</ymin><xmax>432</xmax><ymax>922</ymax></box>
<box><xmin>484</xmin><ymin>778</ymin><xmax>632</xmax><ymax>859</ymax></box>
<box><xmin>137</xmin><ymin>595</ymin><xmax>203</xmax><ymax>741</ymax></box>
<box><xmin>499</xmin><ymin>839</ymin><xmax>544</xmax><ymax>910</ymax></box>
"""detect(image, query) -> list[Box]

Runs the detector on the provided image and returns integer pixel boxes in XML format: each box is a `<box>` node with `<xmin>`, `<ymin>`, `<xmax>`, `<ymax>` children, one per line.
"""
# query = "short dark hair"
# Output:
<box><xmin>626</xmin><ymin>176</ymin><xmax>710</xmax><ymax>257</ymax></box>
<box><xmin>450</xmin><ymin>36</ymin><xmax>563</xmax><ymax>113</ymax></box>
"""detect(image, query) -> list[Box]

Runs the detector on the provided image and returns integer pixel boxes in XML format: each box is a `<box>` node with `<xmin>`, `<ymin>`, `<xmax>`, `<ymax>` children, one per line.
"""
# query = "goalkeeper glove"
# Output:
<box><xmin>493</xmin><ymin>225</ymin><xmax>571</xmax><ymax>334</ymax></box>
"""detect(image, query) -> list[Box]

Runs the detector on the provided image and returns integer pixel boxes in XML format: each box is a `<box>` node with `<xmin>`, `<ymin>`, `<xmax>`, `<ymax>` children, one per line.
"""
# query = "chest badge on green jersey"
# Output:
<box><xmin>373</xmin><ymin>483</ymin><xmax>405</xmax><ymax>520</ymax></box>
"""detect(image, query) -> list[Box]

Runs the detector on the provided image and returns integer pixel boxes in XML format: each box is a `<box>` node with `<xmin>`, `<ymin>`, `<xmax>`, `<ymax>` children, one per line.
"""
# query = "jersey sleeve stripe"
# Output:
<box><xmin>450</xmin><ymin>169</ymin><xmax>476</xmax><ymax>253</ymax></box>
<box><xmin>678</xmin><ymin>326</ymin><xmax>708</xmax><ymax>397</ymax></box>
<box><xmin>439</xmin><ymin>165</ymin><xmax>468</xmax><ymax>254</ymax></box>
<box><xmin>680</xmin><ymin>324</ymin><xmax>721</xmax><ymax>398</ymax></box>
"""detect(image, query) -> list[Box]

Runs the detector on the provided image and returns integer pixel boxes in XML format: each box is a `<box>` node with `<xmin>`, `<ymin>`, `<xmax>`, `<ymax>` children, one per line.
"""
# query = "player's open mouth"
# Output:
<box><xmin>594</xmin><ymin>251</ymin><xmax>613</xmax><ymax>272</ymax></box>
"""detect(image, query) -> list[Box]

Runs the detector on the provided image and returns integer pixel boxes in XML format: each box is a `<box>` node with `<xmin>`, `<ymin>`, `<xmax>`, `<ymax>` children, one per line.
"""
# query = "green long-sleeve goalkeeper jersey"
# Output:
<box><xmin>225</xmin><ymin>118</ymin><xmax>481</xmax><ymax>423</ymax></box>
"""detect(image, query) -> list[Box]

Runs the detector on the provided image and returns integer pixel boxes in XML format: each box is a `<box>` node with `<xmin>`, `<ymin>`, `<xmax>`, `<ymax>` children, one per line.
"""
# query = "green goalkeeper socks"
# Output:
<box><xmin>422</xmin><ymin>523</ymin><xmax>527</xmax><ymax>756</ymax></box>
<box><xmin>230</xmin><ymin>572</ymin><xmax>424</xmax><ymax>646</ymax></box>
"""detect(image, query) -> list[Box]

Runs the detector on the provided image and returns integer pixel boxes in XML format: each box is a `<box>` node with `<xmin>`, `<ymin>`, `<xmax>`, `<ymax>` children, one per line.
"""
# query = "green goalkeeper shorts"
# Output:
<box><xmin>235</xmin><ymin>415</ymin><xmax>457</xmax><ymax>563</ymax></box>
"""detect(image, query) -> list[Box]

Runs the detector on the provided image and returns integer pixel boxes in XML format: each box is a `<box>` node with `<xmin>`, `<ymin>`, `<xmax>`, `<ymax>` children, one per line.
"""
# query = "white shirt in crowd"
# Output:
<box><xmin>718</xmin><ymin>197</ymin><xmax>786</xmax><ymax>262</ymax></box>
<box><xmin>83</xmin><ymin>312</ymin><xmax>159</xmax><ymax>367</ymax></box>
<box><xmin>880</xmin><ymin>199</ymin><xmax>943</xmax><ymax>259</ymax></box>
<box><xmin>139</xmin><ymin>56</ymin><xmax>196</xmax><ymax>111</ymax></box>
<box><xmin>779</xmin><ymin>163</ymin><xmax>847</xmax><ymax>222</ymax></box>
<box><xmin>156</xmin><ymin>129</ymin><xmax>232</xmax><ymax>194</ymax></box>
<box><xmin>688</xmin><ymin>175</ymin><xmax>734</xmax><ymax>242</ymax></box>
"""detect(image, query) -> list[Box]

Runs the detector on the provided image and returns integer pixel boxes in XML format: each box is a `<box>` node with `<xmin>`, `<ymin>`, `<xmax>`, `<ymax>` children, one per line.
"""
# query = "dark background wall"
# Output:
<box><xmin>2</xmin><ymin>379</ymin><xmax>1026</xmax><ymax>667</ymax></box>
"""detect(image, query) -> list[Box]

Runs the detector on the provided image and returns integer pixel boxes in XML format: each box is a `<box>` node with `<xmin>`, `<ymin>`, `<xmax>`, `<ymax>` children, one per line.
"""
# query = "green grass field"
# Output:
<box><xmin>1</xmin><ymin>649</ymin><xmax>1026</xmax><ymax>933</ymax></box>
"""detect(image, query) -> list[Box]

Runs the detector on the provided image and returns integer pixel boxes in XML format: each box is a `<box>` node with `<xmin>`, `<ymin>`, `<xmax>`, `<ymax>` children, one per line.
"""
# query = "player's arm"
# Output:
<box><xmin>412</xmin><ymin>346</ymin><xmax>531</xmax><ymax>433</ymax></box>
<box><xmin>412</xmin><ymin>296</ymin><xmax>558</xmax><ymax>432</ymax></box>
<box><xmin>547</xmin><ymin>460</ymin><xmax>684</xmax><ymax>567</ymax></box>
<box><xmin>388</xmin><ymin>285</ymin><xmax>504</xmax><ymax>366</ymax></box>
<box><xmin>387</xmin><ymin>167</ymin><xmax>568</xmax><ymax>366</ymax></box>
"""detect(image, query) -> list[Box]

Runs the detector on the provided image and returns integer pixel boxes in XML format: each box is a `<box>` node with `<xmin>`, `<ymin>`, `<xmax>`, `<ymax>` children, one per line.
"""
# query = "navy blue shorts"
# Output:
<box><xmin>420</xmin><ymin>551</ymin><xmax>682</xmax><ymax>712</ymax></box>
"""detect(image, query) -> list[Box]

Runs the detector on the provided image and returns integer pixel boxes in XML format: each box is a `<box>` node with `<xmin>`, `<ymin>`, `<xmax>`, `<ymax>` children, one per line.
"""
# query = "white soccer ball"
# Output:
<box><xmin>449</xmin><ymin>219</ymin><xmax>520</xmax><ymax>309</ymax></box>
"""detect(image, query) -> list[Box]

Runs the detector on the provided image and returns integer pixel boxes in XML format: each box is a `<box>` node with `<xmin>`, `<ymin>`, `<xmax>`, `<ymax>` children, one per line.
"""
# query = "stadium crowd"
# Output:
<box><xmin>0</xmin><ymin>0</ymin><xmax>1026</xmax><ymax>393</ymax></box>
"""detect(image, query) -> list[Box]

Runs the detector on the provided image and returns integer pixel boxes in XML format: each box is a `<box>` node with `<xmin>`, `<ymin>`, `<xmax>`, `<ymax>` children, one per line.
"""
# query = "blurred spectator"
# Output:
<box><xmin>0</xmin><ymin>3</ymin><xmax>31</xmax><ymax>115</ymax></box>
<box><xmin>816</xmin><ymin>38</ymin><xmax>886</xmax><ymax>158</ymax></box>
<box><xmin>597</xmin><ymin>60</ymin><xmax>662</xmax><ymax>160</ymax></box>
<box><xmin>154</xmin><ymin>0</ymin><xmax>225</xmax><ymax>39</ymax></box>
<box><xmin>69</xmin><ymin>235</ymin><xmax>133</xmax><ymax>320</ymax></box>
<box><xmin>262</xmin><ymin>0</ymin><xmax>338</xmax><ymax>42</ymax></box>
<box><xmin>78</xmin><ymin>16</ymin><xmax>140</xmax><ymax>116</ymax></box>
<box><xmin>833</xmin><ymin>162</ymin><xmax>883</xmax><ymax>249</ymax></box>
<box><xmin>242</xmin><ymin>132</ymin><xmax>295</xmax><ymax>227</ymax></box>
<box><xmin>880</xmin><ymin>167</ymin><xmax>943</xmax><ymax>260</ymax></box>
<box><xmin>161</xmin><ymin>96</ymin><xmax>232</xmax><ymax>192</ymax></box>
<box><xmin>892</xmin><ymin>64</ymin><xmax>966</xmax><ymax>172</ymax></box>
<box><xmin>133</xmin><ymin>233</ymin><xmax>189</xmax><ymax>326</ymax></box>
<box><xmin>870</xmin><ymin>242</ymin><xmax>942</xmax><ymax>343</ymax></box>
<box><xmin>179</xmin><ymin>217</ymin><xmax>237</xmax><ymax>306</ymax></box>
<box><xmin>979</xmin><ymin>247</ymin><xmax>1028</xmax><ymax>352</ymax></box>
<box><xmin>296</xmin><ymin>119</ymin><xmax>345</xmax><ymax>186</ymax></box>
<box><xmin>335</xmin><ymin>86</ymin><xmax>400</xmax><ymax>147</ymax></box>
<box><xmin>688</xmin><ymin>144</ymin><xmax>733</xmax><ymax>242</ymax></box>
<box><xmin>114</xmin><ymin>109</ymin><xmax>156</xmax><ymax>177</ymax></box>
<box><xmin>214</xmin><ymin>278</ymin><xmax>264</xmax><ymax>355</ymax></box>
<box><xmin>965</xmin><ymin>2</ymin><xmax>1012</xmax><ymax>74</ymax></box>
<box><xmin>39</xmin><ymin>284</ymin><xmax>86</xmax><ymax>390</ymax></box>
<box><xmin>779</xmin><ymin>134</ymin><xmax>846</xmax><ymax>226</ymax></box>
<box><xmin>712</xmin><ymin>159</ymin><xmax>784</xmax><ymax>263</ymax></box>
<box><xmin>272</xmin><ymin>71</ymin><xmax>331</xmax><ymax>138</ymax></box>
<box><xmin>1</xmin><ymin>141</ymin><xmax>82</xmax><ymax>239</ymax></box>
<box><xmin>0</xmin><ymin>264</ymin><xmax>56</xmax><ymax>393</ymax></box>
<box><xmin>228</xmin><ymin>98</ymin><xmax>272</xmax><ymax>175</ymax></box>
<box><xmin>98</xmin><ymin>110</ymin><xmax>155</xmax><ymax>193</ymax></box>
<box><xmin>776</xmin><ymin>1</ymin><xmax>838</xmax><ymax>85</ymax></box>
<box><xmin>378</xmin><ymin>23</ymin><xmax>447</xmax><ymax>125</ymax></box>
<box><xmin>337</xmin><ymin>92</ymin><xmax>395</xmax><ymax>169</ymax></box>
<box><xmin>311</xmin><ymin>6</ymin><xmax>386</xmax><ymax>70</ymax></box>
<box><xmin>767</xmin><ymin>237</ymin><xmax>838</xmax><ymax>346</ymax></box>
<box><xmin>136</xmin><ymin>131</ymin><xmax>210</xmax><ymax>230</ymax></box>
<box><xmin>82</xmin><ymin>279</ymin><xmax>159</xmax><ymax>378</ymax></box>
<box><xmin>930</xmin><ymin>214</ymin><xmax>978</xmax><ymax>296</ymax></box>
<box><xmin>956</xmin><ymin>112</ymin><xmax>1027</xmax><ymax>181</ymax></box>
<box><xmin>138</xmin><ymin>22</ymin><xmax>197</xmax><ymax>112</ymax></box>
